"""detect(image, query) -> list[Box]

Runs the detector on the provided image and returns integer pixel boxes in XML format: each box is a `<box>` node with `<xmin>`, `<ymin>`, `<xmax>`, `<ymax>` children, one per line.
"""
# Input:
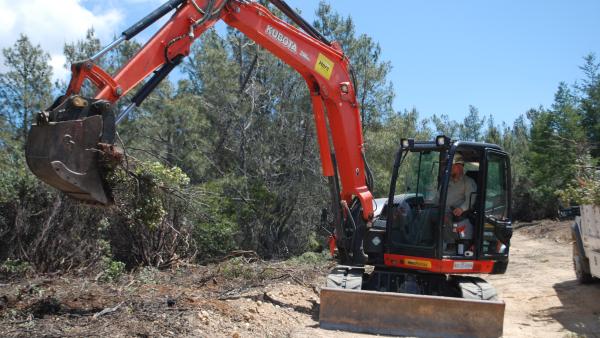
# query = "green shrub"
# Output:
<box><xmin>100</xmin><ymin>258</ymin><xmax>126</xmax><ymax>282</ymax></box>
<box><xmin>0</xmin><ymin>258</ymin><xmax>32</xmax><ymax>276</ymax></box>
<box><xmin>287</xmin><ymin>251</ymin><xmax>329</xmax><ymax>266</ymax></box>
<box><xmin>106</xmin><ymin>161</ymin><xmax>190</xmax><ymax>230</ymax></box>
<box><xmin>137</xmin><ymin>266</ymin><xmax>160</xmax><ymax>284</ymax></box>
<box><xmin>221</xmin><ymin>257</ymin><xmax>257</xmax><ymax>279</ymax></box>
<box><xmin>307</xmin><ymin>231</ymin><xmax>322</xmax><ymax>252</ymax></box>
<box><xmin>194</xmin><ymin>221</ymin><xmax>237</xmax><ymax>258</ymax></box>
<box><xmin>191</xmin><ymin>179</ymin><xmax>239</xmax><ymax>259</ymax></box>
<box><xmin>557</xmin><ymin>176</ymin><xmax>600</xmax><ymax>206</ymax></box>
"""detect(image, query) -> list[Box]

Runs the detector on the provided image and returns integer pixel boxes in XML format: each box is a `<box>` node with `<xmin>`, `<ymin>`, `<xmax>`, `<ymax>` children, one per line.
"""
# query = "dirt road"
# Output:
<box><xmin>2</xmin><ymin>221</ymin><xmax>600</xmax><ymax>337</ymax></box>
<box><xmin>486</xmin><ymin>225</ymin><xmax>600</xmax><ymax>337</ymax></box>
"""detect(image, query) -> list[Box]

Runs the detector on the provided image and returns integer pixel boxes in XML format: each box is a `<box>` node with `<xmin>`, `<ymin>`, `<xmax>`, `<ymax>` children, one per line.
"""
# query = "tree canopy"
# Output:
<box><xmin>1</xmin><ymin>2</ymin><xmax>599</xmax><ymax>272</ymax></box>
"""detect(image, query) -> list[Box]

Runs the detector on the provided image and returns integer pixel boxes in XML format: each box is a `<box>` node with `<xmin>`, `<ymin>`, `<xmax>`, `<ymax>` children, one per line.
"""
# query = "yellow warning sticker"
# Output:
<box><xmin>404</xmin><ymin>259</ymin><xmax>432</xmax><ymax>269</ymax></box>
<box><xmin>314</xmin><ymin>53</ymin><xmax>335</xmax><ymax>80</ymax></box>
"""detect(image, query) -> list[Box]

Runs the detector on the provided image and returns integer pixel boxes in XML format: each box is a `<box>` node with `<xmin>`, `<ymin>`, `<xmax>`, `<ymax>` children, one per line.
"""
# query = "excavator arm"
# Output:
<box><xmin>25</xmin><ymin>0</ymin><xmax>373</xmax><ymax>259</ymax></box>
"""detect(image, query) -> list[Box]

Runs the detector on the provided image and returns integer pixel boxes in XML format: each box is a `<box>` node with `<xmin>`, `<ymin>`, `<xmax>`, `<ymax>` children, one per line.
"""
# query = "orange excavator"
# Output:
<box><xmin>25</xmin><ymin>1</ymin><xmax>511</xmax><ymax>337</ymax></box>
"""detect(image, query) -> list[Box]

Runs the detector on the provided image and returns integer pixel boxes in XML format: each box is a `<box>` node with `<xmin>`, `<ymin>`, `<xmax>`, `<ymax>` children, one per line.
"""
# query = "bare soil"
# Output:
<box><xmin>1</xmin><ymin>219</ymin><xmax>600</xmax><ymax>338</ymax></box>
<box><xmin>487</xmin><ymin>220</ymin><xmax>600</xmax><ymax>337</ymax></box>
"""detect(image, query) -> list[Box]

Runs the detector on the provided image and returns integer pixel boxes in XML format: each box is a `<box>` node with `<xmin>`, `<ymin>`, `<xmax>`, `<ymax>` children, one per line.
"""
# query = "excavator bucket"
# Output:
<box><xmin>25</xmin><ymin>95</ymin><xmax>120</xmax><ymax>205</ymax></box>
<box><xmin>320</xmin><ymin>287</ymin><xmax>505</xmax><ymax>338</ymax></box>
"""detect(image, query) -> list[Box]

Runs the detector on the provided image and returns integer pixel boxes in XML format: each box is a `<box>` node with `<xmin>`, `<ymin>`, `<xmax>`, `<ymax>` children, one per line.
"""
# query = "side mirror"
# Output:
<box><xmin>487</xmin><ymin>216</ymin><xmax>512</xmax><ymax>245</ymax></box>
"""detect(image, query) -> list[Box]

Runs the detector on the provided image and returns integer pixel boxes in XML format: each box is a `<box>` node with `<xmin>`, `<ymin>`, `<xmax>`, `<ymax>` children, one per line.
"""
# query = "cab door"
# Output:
<box><xmin>479</xmin><ymin>150</ymin><xmax>512</xmax><ymax>259</ymax></box>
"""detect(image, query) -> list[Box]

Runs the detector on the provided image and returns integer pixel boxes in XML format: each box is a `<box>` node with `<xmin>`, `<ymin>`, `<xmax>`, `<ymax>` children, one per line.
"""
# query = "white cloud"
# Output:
<box><xmin>0</xmin><ymin>0</ymin><xmax>124</xmax><ymax>81</ymax></box>
<box><xmin>48</xmin><ymin>54</ymin><xmax>69</xmax><ymax>83</ymax></box>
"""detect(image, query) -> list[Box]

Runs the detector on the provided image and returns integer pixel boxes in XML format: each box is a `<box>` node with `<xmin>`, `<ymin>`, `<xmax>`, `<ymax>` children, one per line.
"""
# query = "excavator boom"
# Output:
<box><xmin>26</xmin><ymin>0</ymin><xmax>373</xmax><ymax>217</ymax></box>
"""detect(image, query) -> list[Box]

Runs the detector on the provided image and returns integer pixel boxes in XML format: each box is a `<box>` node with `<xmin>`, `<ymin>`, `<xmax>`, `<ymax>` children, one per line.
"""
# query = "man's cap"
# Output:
<box><xmin>453</xmin><ymin>153</ymin><xmax>465</xmax><ymax>165</ymax></box>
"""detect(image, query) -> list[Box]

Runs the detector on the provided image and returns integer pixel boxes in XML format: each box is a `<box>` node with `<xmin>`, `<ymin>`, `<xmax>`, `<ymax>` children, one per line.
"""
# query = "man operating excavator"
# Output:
<box><xmin>444</xmin><ymin>152</ymin><xmax>477</xmax><ymax>254</ymax></box>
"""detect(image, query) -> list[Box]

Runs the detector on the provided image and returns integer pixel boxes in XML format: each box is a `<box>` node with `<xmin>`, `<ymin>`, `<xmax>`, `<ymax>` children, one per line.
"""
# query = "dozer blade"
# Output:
<box><xmin>25</xmin><ymin>95</ymin><xmax>119</xmax><ymax>205</ymax></box>
<box><xmin>320</xmin><ymin>287</ymin><xmax>505</xmax><ymax>338</ymax></box>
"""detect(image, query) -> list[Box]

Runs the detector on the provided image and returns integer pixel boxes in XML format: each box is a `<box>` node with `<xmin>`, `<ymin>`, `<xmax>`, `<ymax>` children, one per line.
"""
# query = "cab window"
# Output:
<box><xmin>485</xmin><ymin>153</ymin><xmax>509</xmax><ymax>220</ymax></box>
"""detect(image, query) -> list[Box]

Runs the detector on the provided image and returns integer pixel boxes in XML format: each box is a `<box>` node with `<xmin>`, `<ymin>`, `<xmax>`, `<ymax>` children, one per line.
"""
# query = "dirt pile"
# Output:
<box><xmin>515</xmin><ymin>219</ymin><xmax>573</xmax><ymax>243</ymax></box>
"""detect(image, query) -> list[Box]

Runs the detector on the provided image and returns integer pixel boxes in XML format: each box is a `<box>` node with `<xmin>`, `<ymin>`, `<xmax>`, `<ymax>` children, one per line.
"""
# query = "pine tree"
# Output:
<box><xmin>484</xmin><ymin>115</ymin><xmax>501</xmax><ymax>145</ymax></box>
<box><xmin>527</xmin><ymin>82</ymin><xmax>587</xmax><ymax>217</ymax></box>
<box><xmin>460</xmin><ymin>105</ymin><xmax>486</xmax><ymax>142</ymax></box>
<box><xmin>577</xmin><ymin>54</ymin><xmax>600</xmax><ymax>160</ymax></box>
<box><xmin>0</xmin><ymin>34</ymin><xmax>53</xmax><ymax>143</ymax></box>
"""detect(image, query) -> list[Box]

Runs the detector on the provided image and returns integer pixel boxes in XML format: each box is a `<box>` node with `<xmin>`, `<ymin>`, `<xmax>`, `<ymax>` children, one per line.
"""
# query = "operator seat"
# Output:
<box><xmin>465</xmin><ymin>170</ymin><xmax>478</xmax><ymax>187</ymax></box>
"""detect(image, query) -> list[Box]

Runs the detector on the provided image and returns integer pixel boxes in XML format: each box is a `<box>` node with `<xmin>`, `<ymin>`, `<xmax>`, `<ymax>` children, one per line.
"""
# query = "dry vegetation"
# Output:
<box><xmin>0</xmin><ymin>252</ymin><xmax>333</xmax><ymax>338</ymax></box>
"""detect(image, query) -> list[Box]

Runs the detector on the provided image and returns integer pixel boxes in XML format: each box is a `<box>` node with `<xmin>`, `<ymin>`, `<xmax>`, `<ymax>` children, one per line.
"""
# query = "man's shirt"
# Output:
<box><xmin>446</xmin><ymin>175</ymin><xmax>477</xmax><ymax>211</ymax></box>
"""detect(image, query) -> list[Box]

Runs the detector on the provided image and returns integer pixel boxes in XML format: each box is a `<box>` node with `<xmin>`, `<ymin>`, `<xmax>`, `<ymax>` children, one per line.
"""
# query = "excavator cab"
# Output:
<box><xmin>367</xmin><ymin>137</ymin><xmax>512</xmax><ymax>269</ymax></box>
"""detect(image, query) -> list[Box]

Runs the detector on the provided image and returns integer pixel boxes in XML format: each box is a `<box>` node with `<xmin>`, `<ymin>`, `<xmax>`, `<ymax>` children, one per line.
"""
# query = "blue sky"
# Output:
<box><xmin>2</xmin><ymin>0</ymin><xmax>599</xmax><ymax>125</ymax></box>
<box><xmin>292</xmin><ymin>1</ymin><xmax>600</xmax><ymax>125</ymax></box>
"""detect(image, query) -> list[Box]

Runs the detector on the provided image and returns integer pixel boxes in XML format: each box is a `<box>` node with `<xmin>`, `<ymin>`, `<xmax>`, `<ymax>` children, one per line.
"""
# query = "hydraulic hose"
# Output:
<box><xmin>362</xmin><ymin>152</ymin><xmax>374</xmax><ymax>193</ymax></box>
<box><xmin>122</xmin><ymin>0</ymin><xmax>186</xmax><ymax>40</ymax></box>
